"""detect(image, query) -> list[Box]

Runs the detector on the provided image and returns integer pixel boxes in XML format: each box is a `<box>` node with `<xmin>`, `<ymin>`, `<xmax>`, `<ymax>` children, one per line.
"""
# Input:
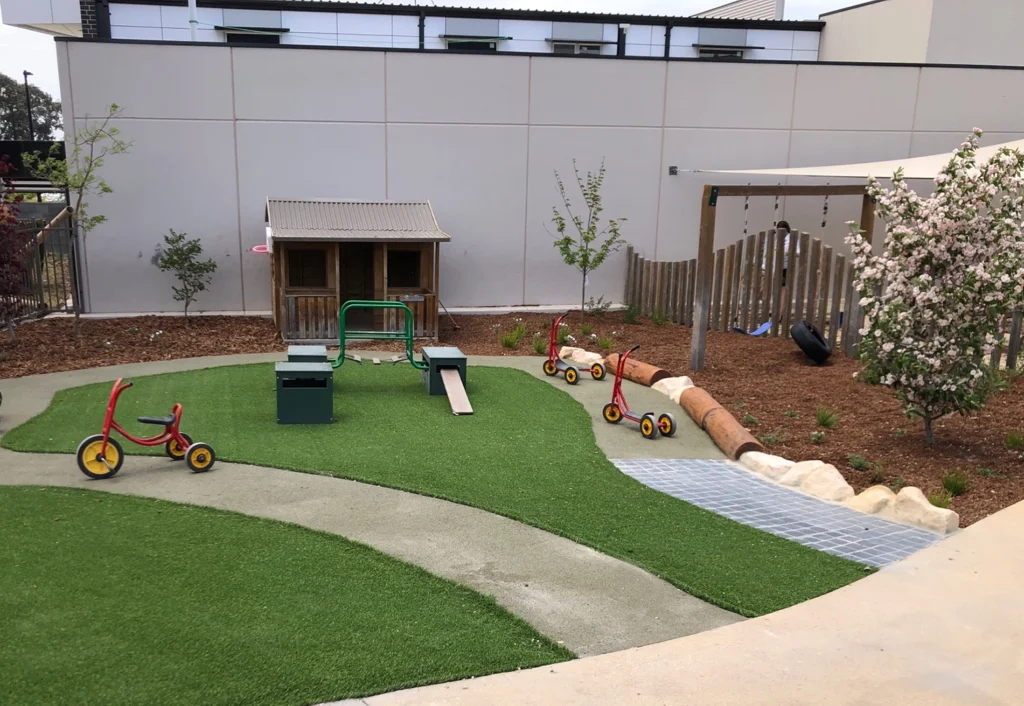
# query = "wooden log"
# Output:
<box><xmin>721</xmin><ymin>243</ymin><xmax>736</xmax><ymax>332</ymax></box>
<box><xmin>642</xmin><ymin>258</ymin><xmax>652</xmax><ymax>315</ymax></box>
<box><xmin>624</xmin><ymin>245</ymin><xmax>635</xmax><ymax>305</ymax></box>
<box><xmin>710</xmin><ymin>248</ymin><xmax>724</xmax><ymax>332</ymax></box>
<box><xmin>690</xmin><ymin>185</ymin><xmax>718</xmax><ymax>371</ymax></box>
<box><xmin>674</xmin><ymin>261</ymin><xmax>686</xmax><ymax>324</ymax></box>
<box><xmin>669</xmin><ymin>261</ymin><xmax>680</xmax><ymax>323</ymax></box>
<box><xmin>816</xmin><ymin>245</ymin><xmax>832</xmax><ymax>334</ymax></box>
<box><xmin>740</xmin><ymin>233</ymin><xmax>756</xmax><ymax>332</ymax></box>
<box><xmin>729</xmin><ymin>238</ymin><xmax>743</xmax><ymax>330</ymax></box>
<box><xmin>828</xmin><ymin>254</ymin><xmax>845</xmax><ymax>348</ymax></box>
<box><xmin>678</xmin><ymin>387</ymin><xmax>765</xmax><ymax>460</ymax></box>
<box><xmin>1006</xmin><ymin>310</ymin><xmax>1023</xmax><ymax>371</ymax></box>
<box><xmin>806</xmin><ymin>237</ymin><xmax>821</xmax><ymax>327</ymax></box>
<box><xmin>686</xmin><ymin>259</ymin><xmax>697</xmax><ymax>326</ymax></box>
<box><xmin>632</xmin><ymin>255</ymin><xmax>644</xmax><ymax>310</ymax></box>
<box><xmin>604</xmin><ymin>353</ymin><xmax>671</xmax><ymax>386</ymax></box>
<box><xmin>793</xmin><ymin>231</ymin><xmax>810</xmax><ymax>329</ymax></box>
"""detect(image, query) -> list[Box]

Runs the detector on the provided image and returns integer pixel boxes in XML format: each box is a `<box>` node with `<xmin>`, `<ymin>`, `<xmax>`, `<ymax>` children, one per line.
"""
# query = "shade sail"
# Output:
<box><xmin>696</xmin><ymin>139</ymin><xmax>1024</xmax><ymax>180</ymax></box>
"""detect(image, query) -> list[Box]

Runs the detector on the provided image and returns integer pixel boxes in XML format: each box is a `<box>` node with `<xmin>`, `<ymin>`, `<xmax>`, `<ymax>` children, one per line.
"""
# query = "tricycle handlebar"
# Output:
<box><xmin>629</xmin><ymin>344</ymin><xmax>641</xmax><ymax>352</ymax></box>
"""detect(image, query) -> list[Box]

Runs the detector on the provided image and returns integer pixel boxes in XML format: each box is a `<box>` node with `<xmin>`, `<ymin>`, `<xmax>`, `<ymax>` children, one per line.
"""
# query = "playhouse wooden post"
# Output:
<box><xmin>859</xmin><ymin>192</ymin><xmax>876</xmax><ymax>244</ymax></box>
<box><xmin>690</xmin><ymin>185</ymin><xmax>718</xmax><ymax>371</ymax></box>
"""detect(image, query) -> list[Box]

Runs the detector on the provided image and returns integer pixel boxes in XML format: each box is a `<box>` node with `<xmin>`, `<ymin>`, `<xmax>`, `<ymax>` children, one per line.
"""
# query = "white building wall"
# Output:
<box><xmin>925</xmin><ymin>0</ymin><xmax>1024</xmax><ymax>66</ymax></box>
<box><xmin>58</xmin><ymin>40</ymin><xmax>1024</xmax><ymax>313</ymax></box>
<box><xmin>817</xmin><ymin>0</ymin><xmax>934</xmax><ymax>64</ymax></box>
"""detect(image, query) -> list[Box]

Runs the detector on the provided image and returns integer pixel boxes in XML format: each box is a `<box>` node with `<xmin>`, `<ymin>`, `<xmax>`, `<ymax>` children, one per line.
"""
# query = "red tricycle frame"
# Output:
<box><xmin>541</xmin><ymin>313</ymin><xmax>605</xmax><ymax>385</ymax></box>
<box><xmin>75</xmin><ymin>377</ymin><xmax>215</xmax><ymax>479</ymax></box>
<box><xmin>602</xmin><ymin>344</ymin><xmax>677</xmax><ymax>440</ymax></box>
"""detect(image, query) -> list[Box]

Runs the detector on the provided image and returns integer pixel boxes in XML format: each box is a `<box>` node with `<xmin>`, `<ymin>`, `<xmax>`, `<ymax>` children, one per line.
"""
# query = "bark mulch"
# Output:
<box><xmin>3</xmin><ymin>312</ymin><xmax>1021</xmax><ymax>525</ymax></box>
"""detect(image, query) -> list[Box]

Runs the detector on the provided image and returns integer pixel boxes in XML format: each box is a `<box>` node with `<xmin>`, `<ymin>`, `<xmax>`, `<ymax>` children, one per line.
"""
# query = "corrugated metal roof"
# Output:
<box><xmin>695</xmin><ymin>0</ymin><xmax>778</xmax><ymax>19</ymax></box>
<box><xmin>265</xmin><ymin>198</ymin><xmax>451</xmax><ymax>242</ymax></box>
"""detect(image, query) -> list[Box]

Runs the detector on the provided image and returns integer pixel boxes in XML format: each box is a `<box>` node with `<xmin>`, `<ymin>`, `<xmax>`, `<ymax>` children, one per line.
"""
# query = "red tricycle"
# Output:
<box><xmin>542</xmin><ymin>313</ymin><xmax>605</xmax><ymax>385</ymax></box>
<box><xmin>75</xmin><ymin>378</ymin><xmax>216</xmax><ymax>479</ymax></box>
<box><xmin>602</xmin><ymin>344</ymin><xmax>677</xmax><ymax>440</ymax></box>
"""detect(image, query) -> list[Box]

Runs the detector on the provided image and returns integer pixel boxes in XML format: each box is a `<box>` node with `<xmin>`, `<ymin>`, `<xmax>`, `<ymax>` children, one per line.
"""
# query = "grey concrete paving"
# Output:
<box><xmin>0</xmin><ymin>354</ymin><xmax>741</xmax><ymax>657</ymax></box>
<box><xmin>614</xmin><ymin>458</ymin><xmax>944</xmax><ymax>567</ymax></box>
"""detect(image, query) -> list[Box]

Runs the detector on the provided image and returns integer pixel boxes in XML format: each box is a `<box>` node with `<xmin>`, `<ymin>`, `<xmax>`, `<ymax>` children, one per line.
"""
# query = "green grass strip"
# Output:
<box><xmin>0</xmin><ymin>486</ymin><xmax>571</xmax><ymax>705</ymax></box>
<box><xmin>3</xmin><ymin>363</ymin><xmax>872</xmax><ymax>616</ymax></box>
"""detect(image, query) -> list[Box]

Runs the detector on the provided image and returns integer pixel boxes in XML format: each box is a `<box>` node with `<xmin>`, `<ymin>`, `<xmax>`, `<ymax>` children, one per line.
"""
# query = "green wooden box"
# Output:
<box><xmin>275</xmin><ymin>362</ymin><xmax>333</xmax><ymax>424</ymax></box>
<box><xmin>287</xmin><ymin>345</ymin><xmax>328</xmax><ymax>363</ymax></box>
<box><xmin>422</xmin><ymin>346</ymin><xmax>467</xmax><ymax>396</ymax></box>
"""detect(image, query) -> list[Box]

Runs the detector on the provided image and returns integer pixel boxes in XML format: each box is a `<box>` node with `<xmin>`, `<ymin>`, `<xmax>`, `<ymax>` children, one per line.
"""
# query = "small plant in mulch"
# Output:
<box><xmin>743</xmin><ymin>414</ymin><xmax>759</xmax><ymax>427</ymax></box>
<box><xmin>580</xmin><ymin>322</ymin><xmax>595</xmax><ymax>336</ymax></box>
<box><xmin>733</xmin><ymin>400</ymin><xmax>748</xmax><ymax>409</ymax></box>
<box><xmin>597</xmin><ymin>336</ymin><xmax>613</xmax><ymax>354</ymax></box>
<box><xmin>1007</xmin><ymin>431</ymin><xmax>1024</xmax><ymax>451</ymax></box>
<box><xmin>556</xmin><ymin>322</ymin><xmax>571</xmax><ymax>346</ymax></box>
<box><xmin>978</xmin><ymin>466</ymin><xmax>998</xmax><ymax>477</ymax></box>
<box><xmin>783</xmin><ymin>408</ymin><xmax>799</xmax><ymax>419</ymax></box>
<box><xmin>894</xmin><ymin>429</ymin><xmax>907</xmax><ymax>438</ymax></box>
<box><xmin>650</xmin><ymin>308</ymin><xmax>670</xmax><ymax>326</ymax></box>
<box><xmin>586</xmin><ymin>295</ymin><xmax>611</xmax><ymax>317</ymax></box>
<box><xmin>929</xmin><ymin>491</ymin><xmax>954</xmax><ymax>509</ymax></box>
<box><xmin>756</xmin><ymin>427</ymin><xmax>788</xmax><ymax>446</ymax></box>
<box><xmin>816</xmin><ymin>407</ymin><xmax>840</xmax><ymax>429</ymax></box>
<box><xmin>888</xmin><ymin>476</ymin><xmax>908</xmax><ymax>493</ymax></box>
<box><xmin>621</xmin><ymin>304</ymin><xmax>638</xmax><ymax>324</ymax></box>
<box><xmin>499</xmin><ymin>321</ymin><xmax>527</xmax><ymax>349</ymax></box>
<box><xmin>868</xmin><ymin>467</ymin><xmax>886</xmax><ymax>484</ymax></box>
<box><xmin>810</xmin><ymin>431</ymin><xmax>825</xmax><ymax>445</ymax></box>
<box><xmin>942</xmin><ymin>470</ymin><xmax>970</xmax><ymax>497</ymax></box>
<box><xmin>531</xmin><ymin>332</ymin><xmax>546</xmax><ymax>355</ymax></box>
<box><xmin>848</xmin><ymin>454</ymin><xmax>873</xmax><ymax>471</ymax></box>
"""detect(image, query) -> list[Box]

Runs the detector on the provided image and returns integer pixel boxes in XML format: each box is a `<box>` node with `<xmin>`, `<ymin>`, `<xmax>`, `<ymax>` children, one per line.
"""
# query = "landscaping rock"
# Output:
<box><xmin>845</xmin><ymin>485</ymin><xmax>897</xmax><ymax>515</ymax></box>
<box><xmin>799</xmin><ymin>464</ymin><xmax>855</xmax><ymax>502</ymax></box>
<box><xmin>779</xmin><ymin>460</ymin><xmax>825</xmax><ymax>487</ymax></box>
<box><xmin>652</xmin><ymin>376</ymin><xmax>694</xmax><ymax>404</ymax></box>
<box><xmin>895</xmin><ymin>487</ymin><xmax>960</xmax><ymax>534</ymax></box>
<box><xmin>739</xmin><ymin>451</ymin><xmax>794</xmax><ymax>481</ymax></box>
<box><xmin>559</xmin><ymin>346</ymin><xmax>604</xmax><ymax>366</ymax></box>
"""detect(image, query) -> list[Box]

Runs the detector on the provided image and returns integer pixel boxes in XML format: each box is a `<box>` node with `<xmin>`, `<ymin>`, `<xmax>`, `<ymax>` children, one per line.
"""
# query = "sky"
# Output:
<box><xmin>0</xmin><ymin>0</ymin><xmax>856</xmax><ymax>104</ymax></box>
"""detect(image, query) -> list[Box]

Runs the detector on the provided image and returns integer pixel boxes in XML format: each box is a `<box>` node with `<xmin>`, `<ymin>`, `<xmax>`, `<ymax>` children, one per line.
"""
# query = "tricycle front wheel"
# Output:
<box><xmin>165</xmin><ymin>433</ymin><xmax>193</xmax><ymax>461</ymax></box>
<box><xmin>76</xmin><ymin>435</ymin><xmax>124</xmax><ymax>479</ymax></box>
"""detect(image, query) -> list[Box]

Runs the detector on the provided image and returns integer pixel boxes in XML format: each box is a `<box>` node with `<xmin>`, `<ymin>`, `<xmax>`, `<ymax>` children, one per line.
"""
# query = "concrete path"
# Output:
<box><xmin>0</xmin><ymin>354</ymin><xmax>739</xmax><ymax>657</ymax></box>
<box><xmin>339</xmin><ymin>497</ymin><xmax>1024</xmax><ymax>705</ymax></box>
<box><xmin>615</xmin><ymin>458</ymin><xmax>944</xmax><ymax>567</ymax></box>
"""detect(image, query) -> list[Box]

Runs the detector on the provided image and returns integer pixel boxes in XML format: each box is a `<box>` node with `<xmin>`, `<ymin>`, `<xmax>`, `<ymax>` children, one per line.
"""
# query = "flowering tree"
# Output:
<box><xmin>847</xmin><ymin>129</ymin><xmax>1024</xmax><ymax>444</ymax></box>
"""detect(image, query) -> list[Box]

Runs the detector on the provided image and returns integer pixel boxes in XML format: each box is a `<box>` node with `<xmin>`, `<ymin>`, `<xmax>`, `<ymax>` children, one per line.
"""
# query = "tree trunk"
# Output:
<box><xmin>581</xmin><ymin>270</ymin><xmax>587</xmax><ymax>317</ymax></box>
<box><xmin>6</xmin><ymin>317</ymin><xmax>13</xmax><ymax>342</ymax></box>
<box><xmin>184</xmin><ymin>301</ymin><xmax>190</xmax><ymax>325</ymax></box>
<box><xmin>923</xmin><ymin>414</ymin><xmax>934</xmax><ymax>445</ymax></box>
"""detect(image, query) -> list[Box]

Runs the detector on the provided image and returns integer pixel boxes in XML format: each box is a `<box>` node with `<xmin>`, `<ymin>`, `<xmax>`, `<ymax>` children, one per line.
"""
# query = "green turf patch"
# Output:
<box><xmin>0</xmin><ymin>486</ymin><xmax>571</xmax><ymax>705</ymax></box>
<box><xmin>3</xmin><ymin>363</ymin><xmax>871</xmax><ymax>616</ymax></box>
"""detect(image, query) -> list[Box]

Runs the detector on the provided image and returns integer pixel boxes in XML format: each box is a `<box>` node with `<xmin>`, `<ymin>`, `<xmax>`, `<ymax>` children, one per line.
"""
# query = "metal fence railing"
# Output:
<box><xmin>3</xmin><ymin>217</ymin><xmax>79</xmax><ymax>323</ymax></box>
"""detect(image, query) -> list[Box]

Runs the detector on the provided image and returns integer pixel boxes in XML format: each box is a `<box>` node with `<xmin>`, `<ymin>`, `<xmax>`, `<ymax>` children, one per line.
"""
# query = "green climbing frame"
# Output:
<box><xmin>331</xmin><ymin>300</ymin><xmax>427</xmax><ymax>370</ymax></box>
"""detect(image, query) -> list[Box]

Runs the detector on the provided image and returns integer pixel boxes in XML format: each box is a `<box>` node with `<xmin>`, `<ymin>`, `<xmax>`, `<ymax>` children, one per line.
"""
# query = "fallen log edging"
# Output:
<box><xmin>602</xmin><ymin>353</ymin><xmax>671</xmax><ymax>386</ymax></box>
<box><xmin>678</xmin><ymin>387</ymin><xmax>764</xmax><ymax>460</ymax></box>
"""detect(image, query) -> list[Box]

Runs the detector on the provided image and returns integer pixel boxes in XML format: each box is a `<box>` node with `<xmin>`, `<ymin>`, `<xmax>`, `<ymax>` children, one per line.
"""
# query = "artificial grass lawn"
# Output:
<box><xmin>3</xmin><ymin>363</ymin><xmax>871</xmax><ymax>616</ymax></box>
<box><xmin>0</xmin><ymin>486</ymin><xmax>572</xmax><ymax>706</ymax></box>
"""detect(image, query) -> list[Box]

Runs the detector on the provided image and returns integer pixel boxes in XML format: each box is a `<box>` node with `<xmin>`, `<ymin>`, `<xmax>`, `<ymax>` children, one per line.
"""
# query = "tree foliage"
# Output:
<box><xmin>156</xmin><ymin>229</ymin><xmax>218</xmax><ymax>321</ymax></box>
<box><xmin>551</xmin><ymin>159</ymin><xmax>625</xmax><ymax>315</ymax></box>
<box><xmin>847</xmin><ymin>129</ymin><xmax>1024</xmax><ymax>444</ymax></box>
<box><xmin>0</xmin><ymin>158</ymin><xmax>31</xmax><ymax>340</ymax></box>
<box><xmin>0</xmin><ymin>72</ymin><xmax>62</xmax><ymax>141</ymax></box>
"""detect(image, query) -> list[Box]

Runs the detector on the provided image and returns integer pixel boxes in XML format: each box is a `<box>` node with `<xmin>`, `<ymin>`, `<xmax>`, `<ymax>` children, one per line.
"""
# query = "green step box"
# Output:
<box><xmin>275</xmin><ymin>362</ymin><xmax>333</xmax><ymax>424</ymax></box>
<box><xmin>422</xmin><ymin>346</ymin><xmax>467</xmax><ymax>395</ymax></box>
<box><xmin>287</xmin><ymin>345</ymin><xmax>328</xmax><ymax>363</ymax></box>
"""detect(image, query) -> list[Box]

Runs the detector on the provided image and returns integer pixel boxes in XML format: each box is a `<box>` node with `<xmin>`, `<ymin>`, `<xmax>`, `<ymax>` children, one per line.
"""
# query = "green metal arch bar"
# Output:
<box><xmin>332</xmin><ymin>300</ymin><xmax>427</xmax><ymax>370</ymax></box>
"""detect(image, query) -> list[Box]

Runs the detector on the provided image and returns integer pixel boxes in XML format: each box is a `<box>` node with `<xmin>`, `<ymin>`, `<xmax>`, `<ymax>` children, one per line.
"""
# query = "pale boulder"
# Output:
<box><xmin>560</xmin><ymin>346</ymin><xmax>604</xmax><ymax>366</ymax></box>
<box><xmin>845</xmin><ymin>485</ymin><xmax>897</xmax><ymax>515</ymax></box>
<box><xmin>652</xmin><ymin>376</ymin><xmax>695</xmax><ymax>404</ymax></box>
<box><xmin>799</xmin><ymin>464</ymin><xmax>855</xmax><ymax>502</ymax></box>
<box><xmin>739</xmin><ymin>451</ymin><xmax>794</xmax><ymax>481</ymax></box>
<box><xmin>779</xmin><ymin>460</ymin><xmax>825</xmax><ymax>487</ymax></box>
<box><xmin>895</xmin><ymin>487</ymin><xmax>960</xmax><ymax>534</ymax></box>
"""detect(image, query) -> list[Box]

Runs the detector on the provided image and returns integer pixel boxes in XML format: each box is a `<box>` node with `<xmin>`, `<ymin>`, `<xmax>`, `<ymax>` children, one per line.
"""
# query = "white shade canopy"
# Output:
<box><xmin>697</xmin><ymin>139</ymin><xmax>1024</xmax><ymax>180</ymax></box>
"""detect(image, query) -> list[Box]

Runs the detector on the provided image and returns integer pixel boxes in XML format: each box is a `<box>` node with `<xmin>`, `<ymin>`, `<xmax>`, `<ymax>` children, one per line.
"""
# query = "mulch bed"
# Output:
<box><xmin>3</xmin><ymin>311</ymin><xmax>1022</xmax><ymax>525</ymax></box>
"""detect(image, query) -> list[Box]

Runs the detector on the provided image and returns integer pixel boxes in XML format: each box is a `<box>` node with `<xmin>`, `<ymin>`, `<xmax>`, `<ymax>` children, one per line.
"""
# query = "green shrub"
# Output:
<box><xmin>586</xmin><ymin>296</ymin><xmax>611</xmax><ymax>317</ymax></box>
<box><xmin>928</xmin><ymin>491</ymin><xmax>953</xmax><ymax>509</ymax></box>
<box><xmin>868</xmin><ymin>468</ymin><xmax>886</xmax><ymax>484</ymax></box>
<box><xmin>815</xmin><ymin>408</ymin><xmax>839</xmax><ymax>429</ymax></box>
<box><xmin>532</xmin><ymin>333</ymin><xmax>547</xmax><ymax>355</ymax></box>
<box><xmin>556</xmin><ymin>324</ymin><xmax>571</xmax><ymax>346</ymax></box>
<box><xmin>887</xmin><ymin>476</ymin><xmax>907</xmax><ymax>493</ymax></box>
<box><xmin>621</xmin><ymin>304</ymin><xmax>638</xmax><ymax>324</ymax></box>
<box><xmin>1006</xmin><ymin>431</ymin><xmax>1024</xmax><ymax>450</ymax></box>
<box><xmin>941</xmin><ymin>470</ymin><xmax>970</xmax><ymax>497</ymax></box>
<box><xmin>743</xmin><ymin>414</ymin><xmax>759</xmax><ymax>427</ymax></box>
<box><xmin>756</xmin><ymin>428</ymin><xmax>788</xmax><ymax>446</ymax></box>
<box><xmin>978</xmin><ymin>466</ymin><xmax>997</xmax><ymax>477</ymax></box>
<box><xmin>848</xmin><ymin>454</ymin><xmax>872</xmax><ymax>471</ymax></box>
<box><xmin>597</xmin><ymin>336</ymin><xmax>613</xmax><ymax>353</ymax></box>
<box><xmin>500</xmin><ymin>331</ymin><xmax>521</xmax><ymax>349</ymax></box>
<box><xmin>810</xmin><ymin>431</ymin><xmax>825</xmax><ymax>445</ymax></box>
<box><xmin>650</xmin><ymin>308</ymin><xmax>669</xmax><ymax>326</ymax></box>
<box><xmin>783</xmin><ymin>408</ymin><xmax>799</xmax><ymax>418</ymax></box>
<box><xmin>580</xmin><ymin>322</ymin><xmax>594</xmax><ymax>336</ymax></box>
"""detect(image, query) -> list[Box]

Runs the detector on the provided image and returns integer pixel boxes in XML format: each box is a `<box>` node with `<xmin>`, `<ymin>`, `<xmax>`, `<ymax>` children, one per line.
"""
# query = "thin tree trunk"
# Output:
<box><xmin>6</xmin><ymin>317</ymin><xmax>13</xmax><ymax>342</ymax></box>
<box><xmin>924</xmin><ymin>414</ymin><xmax>934</xmax><ymax>445</ymax></box>
<box><xmin>581</xmin><ymin>270</ymin><xmax>587</xmax><ymax>317</ymax></box>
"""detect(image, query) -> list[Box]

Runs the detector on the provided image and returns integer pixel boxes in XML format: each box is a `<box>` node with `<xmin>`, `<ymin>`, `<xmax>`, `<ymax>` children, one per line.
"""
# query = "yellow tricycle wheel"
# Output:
<box><xmin>76</xmin><ymin>435</ymin><xmax>124</xmax><ymax>479</ymax></box>
<box><xmin>165</xmin><ymin>433</ymin><xmax>193</xmax><ymax>461</ymax></box>
<box><xmin>185</xmin><ymin>443</ymin><xmax>216</xmax><ymax>473</ymax></box>
<box><xmin>543</xmin><ymin>360</ymin><xmax>558</xmax><ymax>376</ymax></box>
<box><xmin>591</xmin><ymin>363</ymin><xmax>606</xmax><ymax>381</ymax></box>
<box><xmin>640</xmin><ymin>414</ymin><xmax>658</xmax><ymax>440</ymax></box>
<box><xmin>602</xmin><ymin>403</ymin><xmax>623</xmax><ymax>424</ymax></box>
<box><xmin>658</xmin><ymin>413</ymin><xmax>677</xmax><ymax>438</ymax></box>
<box><xmin>564</xmin><ymin>366</ymin><xmax>579</xmax><ymax>385</ymax></box>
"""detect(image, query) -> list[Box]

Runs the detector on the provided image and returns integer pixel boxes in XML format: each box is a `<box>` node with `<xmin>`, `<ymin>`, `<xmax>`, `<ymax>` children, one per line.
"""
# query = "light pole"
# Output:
<box><xmin>23</xmin><ymin>70</ymin><xmax>35</xmax><ymax>141</ymax></box>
